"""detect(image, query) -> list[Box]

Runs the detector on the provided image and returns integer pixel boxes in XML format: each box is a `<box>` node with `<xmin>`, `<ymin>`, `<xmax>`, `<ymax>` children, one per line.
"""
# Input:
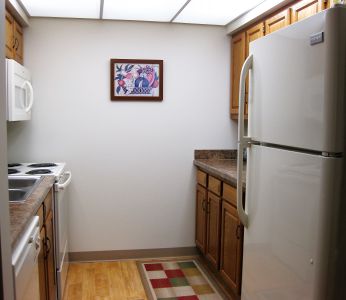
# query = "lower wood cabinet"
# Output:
<box><xmin>205</xmin><ymin>192</ymin><xmax>221</xmax><ymax>269</ymax></box>
<box><xmin>38</xmin><ymin>227</ymin><xmax>47</xmax><ymax>300</ymax></box>
<box><xmin>37</xmin><ymin>188</ymin><xmax>57</xmax><ymax>300</ymax></box>
<box><xmin>46</xmin><ymin>211</ymin><xmax>56</xmax><ymax>300</ymax></box>
<box><xmin>220</xmin><ymin>200</ymin><xmax>243</xmax><ymax>295</ymax></box>
<box><xmin>196</xmin><ymin>184</ymin><xmax>207</xmax><ymax>254</ymax></box>
<box><xmin>195</xmin><ymin>170</ymin><xmax>244</xmax><ymax>296</ymax></box>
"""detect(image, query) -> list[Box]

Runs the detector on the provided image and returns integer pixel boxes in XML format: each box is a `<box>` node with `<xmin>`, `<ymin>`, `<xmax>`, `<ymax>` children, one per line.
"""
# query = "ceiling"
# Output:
<box><xmin>18</xmin><ymin>0</ymin><xmax>265</xmax><ymax>26</ymax></box>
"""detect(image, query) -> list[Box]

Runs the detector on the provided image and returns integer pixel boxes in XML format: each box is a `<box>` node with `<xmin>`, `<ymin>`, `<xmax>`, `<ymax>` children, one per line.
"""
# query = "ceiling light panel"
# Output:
<box><xmin>103</xmin><ymin>0</ymin><xmax>187</xmax><ymax>22</ymax></box>
<box><xmin>19</xmin><ymin>0</ymin><xmax>101</xmax><ymax>19</ymax></box>
<box><xmin>174</xmin><ymin>0</ymin><xmax>264</xmax><ymax>25</ymax></box>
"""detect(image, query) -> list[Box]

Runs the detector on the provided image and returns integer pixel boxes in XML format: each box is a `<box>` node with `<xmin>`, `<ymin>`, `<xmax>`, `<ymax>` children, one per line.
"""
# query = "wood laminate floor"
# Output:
<box><xmin>63</xmin><ymin>260</ymin><xmax>147</xmax><ymax>300</ymax></box>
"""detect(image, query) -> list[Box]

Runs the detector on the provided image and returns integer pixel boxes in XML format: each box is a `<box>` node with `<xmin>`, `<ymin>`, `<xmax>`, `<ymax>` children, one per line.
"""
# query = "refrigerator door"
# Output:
<box><xmin>242</xmin><ymin>145</ymin><xmax>342</xmax><ymax>300</ymax></box>
<box><xmin>248</xmin><ymin>7</ymin><xmax>346</xmax><ymax>153</ymax></box>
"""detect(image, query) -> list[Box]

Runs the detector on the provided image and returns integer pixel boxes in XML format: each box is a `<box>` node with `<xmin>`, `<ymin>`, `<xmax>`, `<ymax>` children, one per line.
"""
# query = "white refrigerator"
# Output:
<box><xmin>236</xmin><ymin>6</ymin><xmax>346</xmax><ymax>300</ymax></box>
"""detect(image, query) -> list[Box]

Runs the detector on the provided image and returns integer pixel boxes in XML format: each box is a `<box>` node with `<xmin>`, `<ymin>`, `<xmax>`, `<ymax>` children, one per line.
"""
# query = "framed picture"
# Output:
<box><xmin>110</xmin><ymin>59</ymin><xmax>163</xmax><ymax>101</ymax></box>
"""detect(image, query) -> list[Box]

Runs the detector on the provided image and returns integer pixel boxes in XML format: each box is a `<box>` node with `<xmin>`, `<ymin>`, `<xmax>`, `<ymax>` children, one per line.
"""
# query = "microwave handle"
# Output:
<box><xmin>23</xmin><ymin>81</ymin><xmax>34</xmax><ymax>113</ymax></box>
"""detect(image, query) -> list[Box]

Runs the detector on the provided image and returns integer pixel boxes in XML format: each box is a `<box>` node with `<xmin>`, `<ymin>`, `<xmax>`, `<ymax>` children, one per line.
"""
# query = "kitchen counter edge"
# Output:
<box><xmin>9</xmin><ymin>175</ymin><xmax>55</xmax><ymax>249</ymax></box>
<box><xmin>193</xmin><ymin>159</ymin><xmax>246</xmax><ymax>191</ymax></box>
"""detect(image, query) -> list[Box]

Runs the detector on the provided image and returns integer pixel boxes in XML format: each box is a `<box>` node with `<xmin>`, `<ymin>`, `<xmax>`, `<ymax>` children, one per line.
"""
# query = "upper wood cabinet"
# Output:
<box><xmin>245</xmin><ymin>22</ymin><xmax>264</xmax><ymax>56</ymax></box>
<box><xmin>5</xmin><ymin>10</ymin><xmax>23</xmax><ymax>64</ymax></box>
<box><xmin>13</xmin><ymin>21</ymin><xmax>23</xmax><ymax>64</ymax></box>
<box><xmin>5</xmin><ymin>11</ymin><xmax>14</xmax><ymax>59</ymax></box>
<box><xmin>230</xmin><ymin>0</ymin><xmax>330</xmax><ymax>120</ymax></box>
<box><xmin>291</xmin><ymin>0</ymin><xmax>323</xmax><ymax>23</ymax></box>
<box><xmin>265</xmin><ymin>9</ymin><xmax>291</xmax><ymax>35</ymax></box>
<box><xmin>230</xmin><ymin>32</ymin><xmax>246</xmax><ymax>119</ymax></box>
<box><xmin>245</xmin><ymin>22</ymin><xmax>264</xmax><ymax>115</ymax></box>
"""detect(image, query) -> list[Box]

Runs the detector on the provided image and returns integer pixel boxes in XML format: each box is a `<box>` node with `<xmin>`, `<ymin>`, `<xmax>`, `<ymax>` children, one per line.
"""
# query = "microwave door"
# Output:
<box><xmin>6</xmin><ymin>59</ymin><xmax>33</xmax><ymax>121</ymax></box>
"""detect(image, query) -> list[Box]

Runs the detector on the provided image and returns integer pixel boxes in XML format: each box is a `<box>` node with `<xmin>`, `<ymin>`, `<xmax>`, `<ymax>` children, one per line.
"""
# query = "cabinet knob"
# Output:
<box><xmin>15</xmin><ymin>38</ymin><xmax>19</xmax><ymax>51</ymax></box>
<box><xmin>236</xmin><ymin>225</ymin><xmax>241</xmax><ymax>239</ymax></box>
<box><xmin>202</xmin><ymin>199</ymin><xmax>207</xmax><ymax>211</ymax></box>
<box><xmin>45</xmin><ymin>236</ymin><xmax>51</xmax><ymax>256</ymax></box>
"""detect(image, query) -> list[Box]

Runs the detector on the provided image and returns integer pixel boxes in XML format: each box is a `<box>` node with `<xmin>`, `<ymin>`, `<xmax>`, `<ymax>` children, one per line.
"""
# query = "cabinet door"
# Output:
<box><xmin>220</xmin><ymin>201</ymin><xmax>243</xmax><ymax>295</ymax></box>
<box><xmin>13</xmin><ymin>20</ymin><xmax>23</xmax><ymax>64</ymax></box>
<box><xmin>5</xmin><ymin>11</ymin><xmax>14</xmax><ymax>59</ymax></box>
<box><xmin>246</xmin><ymin>22</ymin><xmax>264</xmax><ymax>56</ymax></box>
<box><xmin>205</xmin><ymin>192</ymin><xmax>221</xmax><ymax>269</ymax></box>
<box><xmin>245</xmin><ymin>22</ymin><xmax>264</xmax><ymax>116</ymax></box>
<box><xmin>265</xmin><ymin>9</ymin><xmax>291</xmax><ymax>35</ymax></box>
<box><xmin>46</xmin><ymin>211</ymin><xmax>57</xmax><ymax>300</ymax></box>
<box><xmin>38</xmin><ymin>227</ymin><xmax>47</xmax><ymax>300</ymax></box>
<box><xmin>291</xmin><ymin>0</ymin><xmax>323</xmax><ymax>23</ymax></box>
<box><xmin>324</xmin><ymin>0</ymin><xmax>331</xmax><ymax>8</ymax></box>
<box><xmin>230</xmin><ymin>32</ymin><xmax>246</xmax><ymax>119</ymax></box>
<box><xmin>196</xmin><ymin>184</ymin><xmax>207</xmax><ymax>254</ymax></box>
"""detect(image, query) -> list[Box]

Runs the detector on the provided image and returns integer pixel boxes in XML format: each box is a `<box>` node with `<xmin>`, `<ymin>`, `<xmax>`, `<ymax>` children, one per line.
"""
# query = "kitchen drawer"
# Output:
<box><xmin>208</xmin><ymin>176</ymin><xmax>221</xmax><ymax>196</ymax></box>
<box><xmin>222</xmin><ymin>183</ymin><xmax>237</xmax><ymax>207</ymax></box>
<box><xmin>37</xmin><ymin>205</ymin><xmax>44</xmax><ymax>229</ymax></box>
<box><xmin>44</xmin><ymin>190</ymin><xmax>53</xmax><ymax>218</ymax></box>
<box><xmin>197</xmin><ymin>170</ymin><xmax>207</xmax><ymax>187</ymax></box>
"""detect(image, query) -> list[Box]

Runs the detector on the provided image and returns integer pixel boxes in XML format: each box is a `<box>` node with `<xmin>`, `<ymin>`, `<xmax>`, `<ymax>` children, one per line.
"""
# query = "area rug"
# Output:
<box><xmin>136</xmin><ymin>258</ymin><xmax>224</xmax><ymax>300</ymax></box>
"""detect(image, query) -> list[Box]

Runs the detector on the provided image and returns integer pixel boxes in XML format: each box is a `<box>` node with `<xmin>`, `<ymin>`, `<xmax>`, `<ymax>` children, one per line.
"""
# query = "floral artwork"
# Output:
<box><xmin>110</xmin><ymin>59</ymin><xmax>163</xmax><ymax>101</ymax></box>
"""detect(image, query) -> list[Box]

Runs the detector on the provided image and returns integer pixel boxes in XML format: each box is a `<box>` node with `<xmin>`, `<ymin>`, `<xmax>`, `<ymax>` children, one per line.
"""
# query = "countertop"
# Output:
<box><xmin>9</xmin><ymin>175</ymin><xmax>55</xmax><ymax>248</ymax></box>
<box><xmin>193</xmin><ymin>149</ymin><xmax>246</xmax><ymax>189</ymax></box>
<box><xmin>194</xmin><ymin>159</ymin><xmax>246</xmax><ymax>189</ymax></box>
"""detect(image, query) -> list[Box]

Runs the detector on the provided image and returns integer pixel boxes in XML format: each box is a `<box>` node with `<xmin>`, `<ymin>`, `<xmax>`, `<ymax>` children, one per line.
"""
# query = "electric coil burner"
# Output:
<box><xmin>8</xmin><ymin>169</ymin><xmax>19</xmax><ymax>174</ymax></box>
<box><xmin>8</xmin><ymin>162</ymin><xmax>65</xmax><ymax>177</ymax></box>
<box><xmin>26</xmin><ymin>169</ymin><xmax>53</xmax><ymax>175</ymax></box>
<box><xmin>28</xmin><ymin>163</ymin><xmax>57</xmax><ymax>168</ymax></box>
<box><xmin>8</xmin><ymin>163</ymin><xmax>22</xmax><ymax>167</ymax></box>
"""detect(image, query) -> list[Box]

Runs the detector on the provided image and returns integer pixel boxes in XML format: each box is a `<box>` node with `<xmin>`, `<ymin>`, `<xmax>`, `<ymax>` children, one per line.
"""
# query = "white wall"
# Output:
<box><xmin>7</xmin><ymin>18</ymin><xmax>237</xmax><ymax>252</ymax></box>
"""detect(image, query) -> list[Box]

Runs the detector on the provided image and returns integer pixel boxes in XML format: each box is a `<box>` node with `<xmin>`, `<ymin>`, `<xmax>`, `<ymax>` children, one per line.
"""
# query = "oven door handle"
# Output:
<box><xmin>55</xmin><ymin>171</ymin><xmax>72</xmax><ymax>190</ymax></box>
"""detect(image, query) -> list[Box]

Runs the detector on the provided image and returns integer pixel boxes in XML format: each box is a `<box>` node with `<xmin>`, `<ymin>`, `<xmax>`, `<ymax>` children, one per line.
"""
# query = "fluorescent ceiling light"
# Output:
<box><xmin>19</xmin><ymin>0</ymin><xmax>101</xmax><ymax>19</ymax></box>
<box><xmin>174</xmin><ymin>0</ymin><xmax>265</xmax><ymax>25</ymax></box>
<box><xmin>103</xmin><ymin>0</ymin><xmax>187</xmax><ymax>22</ymax></box>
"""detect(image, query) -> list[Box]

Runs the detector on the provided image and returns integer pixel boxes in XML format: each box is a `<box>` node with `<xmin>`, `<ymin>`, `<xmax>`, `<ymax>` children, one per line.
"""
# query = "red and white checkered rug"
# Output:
<box><xmin>137</xmin><ymin>259</ymin><xmax>223</xmax><ymax>300</ymax></box>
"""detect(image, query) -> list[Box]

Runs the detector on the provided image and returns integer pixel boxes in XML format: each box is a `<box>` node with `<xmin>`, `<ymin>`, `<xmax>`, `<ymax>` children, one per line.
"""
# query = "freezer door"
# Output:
<box><xmin>248</xmin><ymin>7</ymin><xmax>346</xmax><ymax>153</ymax></box>
<box><xmin>242</xmin><ymin>145</ymin><xmax>342</xmax><ymax>300</ymax></box>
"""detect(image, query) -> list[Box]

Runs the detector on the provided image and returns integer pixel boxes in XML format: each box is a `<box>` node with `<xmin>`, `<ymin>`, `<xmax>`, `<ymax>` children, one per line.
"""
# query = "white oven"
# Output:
<box><xmin>54</xmin><ymin>171</ymin><xmax>72</xmax><ymax>300</ymax></box>
<box><xmin>8</xmin><ymin>162</ymin><xmax>72</xmax><ymax>300</ymax></box>
<box><xmin>6</xmin><ymin>59</ymin><xmax>34</xmax><ymax>121</ymax></box>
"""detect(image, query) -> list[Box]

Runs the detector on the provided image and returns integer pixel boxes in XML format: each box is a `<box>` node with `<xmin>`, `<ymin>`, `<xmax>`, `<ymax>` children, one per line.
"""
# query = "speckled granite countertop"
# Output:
<box><xmin>193</xmin><ymin>150</ymin><xmax>246</xmax><ymax>189</ymax></box>
<box><xmin>9</xmin><ymin>176</ymin><xmax>55</xmax><ymax>248</ymax></box>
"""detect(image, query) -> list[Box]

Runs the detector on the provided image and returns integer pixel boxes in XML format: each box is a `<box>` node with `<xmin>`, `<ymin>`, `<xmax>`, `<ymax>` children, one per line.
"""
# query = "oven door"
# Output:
<box><xmin>54</xmin><ymin>171</ymin><xmax>72</xmax><ymax>300</ymax></box>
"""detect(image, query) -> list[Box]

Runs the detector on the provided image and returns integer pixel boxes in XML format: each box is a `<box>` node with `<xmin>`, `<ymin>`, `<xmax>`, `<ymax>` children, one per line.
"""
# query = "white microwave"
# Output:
<box><xmin>6</xmin><ymin>59</ymin><xmax>34</xmax><ymax>121</ymax></box>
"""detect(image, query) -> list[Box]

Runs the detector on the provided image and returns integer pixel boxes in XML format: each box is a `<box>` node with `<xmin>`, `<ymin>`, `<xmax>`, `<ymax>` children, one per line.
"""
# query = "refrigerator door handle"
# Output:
<box><xmin>237</xmin><ymin>54</ymin><xmax>253</xmax><ymax>228</ymax></box>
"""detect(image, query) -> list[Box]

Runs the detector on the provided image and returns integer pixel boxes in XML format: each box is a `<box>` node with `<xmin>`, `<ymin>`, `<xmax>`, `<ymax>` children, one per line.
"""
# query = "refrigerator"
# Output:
<box><xmin>236</xmin><ymin>6</ymin><xmax>346</xmax><ymax>300</ymax></box>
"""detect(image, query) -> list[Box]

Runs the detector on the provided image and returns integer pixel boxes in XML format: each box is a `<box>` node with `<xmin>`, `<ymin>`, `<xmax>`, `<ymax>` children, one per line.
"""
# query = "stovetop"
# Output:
<box><xmin>8</xmin><ymin>162</ymin><xmax>66</xmax><ymax>178</ymax></box>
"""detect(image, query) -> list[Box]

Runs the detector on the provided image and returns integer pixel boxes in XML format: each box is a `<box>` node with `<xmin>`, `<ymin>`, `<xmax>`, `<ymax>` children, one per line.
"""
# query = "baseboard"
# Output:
<box><xmin>69</xmin><ymin>247</ymin><xmax>198</xmax><ymax>262</ymax></box>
